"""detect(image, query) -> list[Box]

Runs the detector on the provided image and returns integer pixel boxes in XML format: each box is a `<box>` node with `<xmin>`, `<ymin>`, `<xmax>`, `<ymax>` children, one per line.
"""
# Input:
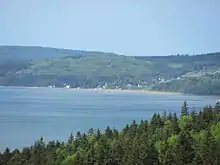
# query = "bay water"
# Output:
<box><xmin>0</xmin><ymin>87</ymin><xmax>218</xmax><ymax>150</ymax></box>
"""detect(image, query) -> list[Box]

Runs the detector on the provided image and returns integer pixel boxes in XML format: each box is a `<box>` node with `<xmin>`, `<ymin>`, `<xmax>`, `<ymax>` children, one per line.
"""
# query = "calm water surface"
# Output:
<box><xmin>0</xmin><ymin>87</ymin><xmax>219</xmax><ymax>150</ymax></box>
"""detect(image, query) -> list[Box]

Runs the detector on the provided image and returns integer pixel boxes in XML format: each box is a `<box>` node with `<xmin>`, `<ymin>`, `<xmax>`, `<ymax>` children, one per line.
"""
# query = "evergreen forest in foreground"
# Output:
<box><xmin>1</xmin><ymin>101</ymin><xmax>220</xmax><ymax>165</ymax></box>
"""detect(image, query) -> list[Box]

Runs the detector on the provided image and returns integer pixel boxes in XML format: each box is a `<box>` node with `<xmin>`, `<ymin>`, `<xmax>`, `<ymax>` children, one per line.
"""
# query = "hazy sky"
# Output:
<box><xmin>0</xmin><ymin>0</ymin><xmax>219</xmax><ymax>56</ymax></box>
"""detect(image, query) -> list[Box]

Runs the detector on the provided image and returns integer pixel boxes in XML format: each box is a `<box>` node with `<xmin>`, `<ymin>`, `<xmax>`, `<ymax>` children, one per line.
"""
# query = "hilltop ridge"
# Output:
<box><xmin>0</xmin><ymin>45</ymin><xmax>120</xmax><ymax>60</ymax></box>
<box><xmin>0</xmin><ymin>46</ymin><xmax>220</xmax><ymax>95</ymax></box>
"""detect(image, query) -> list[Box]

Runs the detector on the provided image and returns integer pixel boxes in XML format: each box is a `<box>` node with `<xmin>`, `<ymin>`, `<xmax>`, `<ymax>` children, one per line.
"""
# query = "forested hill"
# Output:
<box><xmin>0</xmin><ymin>46</ymin><xmax>118</xmax><ymax>60</ymax></box>
<box><xmin>0</xmin><ymin>46</ymin><xmax>220</xmax><ymax>95</ymax></box>
<box><xmin>1</xmin><ymin>102</ymin><xmax>220</xmax><ymax>165</ymax></box>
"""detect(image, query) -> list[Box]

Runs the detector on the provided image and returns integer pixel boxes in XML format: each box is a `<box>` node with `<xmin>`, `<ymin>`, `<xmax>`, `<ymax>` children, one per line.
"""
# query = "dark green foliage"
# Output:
<box><xmin>2</xmin><ymin>102</ymin><xmax>220</xmax><ymax>165</ymax></box>
<box><xmin>153</xmin><ymin>74</ymin><xmax>220</xmax><ymax>95</ymax></box>
<box><xmin>181</xmin><ymin>101</ymin><xmax>189</xmax><ymax>116</ymax></box>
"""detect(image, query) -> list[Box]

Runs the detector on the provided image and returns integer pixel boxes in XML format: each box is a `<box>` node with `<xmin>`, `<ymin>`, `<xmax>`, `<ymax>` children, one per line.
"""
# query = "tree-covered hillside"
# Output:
<box><xmin>152</xmin><ymin>73</ymin><xmax>220</xmax><ymax>95</ymax></box>
<box><xmin>1</xmin><ymin>102</ymin><xmax>220</xmax><ymax>165</ymax></box>
<box><xmin>0</xmin><ymin>46</ymin><xmax>220</xmax><ymax>95</ymax></box>
<box><xmin>0</xmin><ymin>46</ymin><xmax>119</xmax><ymax>60</ymax></box>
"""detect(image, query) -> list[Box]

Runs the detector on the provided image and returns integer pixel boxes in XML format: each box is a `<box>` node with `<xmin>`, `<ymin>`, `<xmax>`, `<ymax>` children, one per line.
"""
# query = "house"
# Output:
<box><xmin>65</xmin><ymin>85</ymin><xmax>70</xmax><ymax>89</ymax></box>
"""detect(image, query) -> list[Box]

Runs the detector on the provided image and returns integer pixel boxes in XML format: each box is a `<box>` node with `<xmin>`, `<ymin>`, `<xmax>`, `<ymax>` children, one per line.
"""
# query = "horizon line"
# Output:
<box><xmin>0</xmin><ymin>44</ymin><xmax>219</xmax><ymax>57</ymax></box>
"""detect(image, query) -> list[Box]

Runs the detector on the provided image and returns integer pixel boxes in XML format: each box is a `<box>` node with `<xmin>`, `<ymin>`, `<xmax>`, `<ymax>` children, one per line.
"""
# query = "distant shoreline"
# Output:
<box><xmin>74</xmin><ymin>88</ymin><xmax>182</xmax><ymax>95</ymax></box>
<box><xmin>0</xmin><ymin>85</ymin><xmax>183</xmax><ymax>95</ymax></box>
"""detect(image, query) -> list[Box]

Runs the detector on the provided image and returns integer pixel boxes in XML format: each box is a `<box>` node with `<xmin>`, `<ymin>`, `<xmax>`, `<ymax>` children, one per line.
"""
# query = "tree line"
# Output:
<box><xmin>1</xmin><ymin>102</ymin><xmax>220</xmax><ymax>165</ymax></box>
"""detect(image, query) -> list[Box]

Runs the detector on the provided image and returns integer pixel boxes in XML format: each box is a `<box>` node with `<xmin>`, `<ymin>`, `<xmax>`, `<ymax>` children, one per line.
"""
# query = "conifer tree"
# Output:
<box><xmin>181</xmin><ymin>101</ymin><xmax>189</xmax><ymax>116</ymax></box>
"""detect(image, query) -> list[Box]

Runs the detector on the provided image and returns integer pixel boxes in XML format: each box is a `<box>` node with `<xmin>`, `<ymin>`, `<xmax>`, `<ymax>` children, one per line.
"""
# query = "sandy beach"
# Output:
<box><xmin>4</xmin><ymin>86</ymin><xmax>181</xmax><ymax>95</ymax></box>
<box><xmin>70</xmin><ymin>88</ymin><xmax>181</xmax><ymax>95</ymax></box>
<box><xmin>0</xmin><ymin>85</ymin><xmax>183</xmax><ymax>95</ymax></box>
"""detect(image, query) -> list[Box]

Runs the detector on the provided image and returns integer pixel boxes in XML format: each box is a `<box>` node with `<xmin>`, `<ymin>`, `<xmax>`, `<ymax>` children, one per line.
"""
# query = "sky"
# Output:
<box><xmin>0</xmin><ymin>0</ymin><xmax>220</xmax><ymax>56</ymax></box>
